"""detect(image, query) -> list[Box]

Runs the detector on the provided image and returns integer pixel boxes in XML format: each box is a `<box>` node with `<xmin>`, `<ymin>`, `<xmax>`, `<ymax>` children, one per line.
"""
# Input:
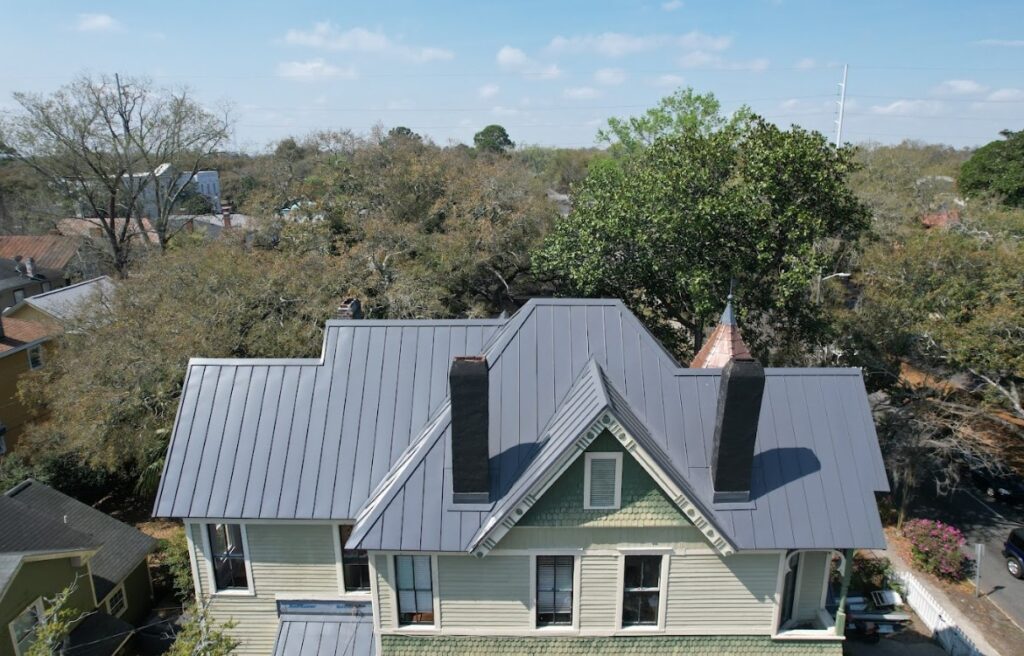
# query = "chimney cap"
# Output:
<box><xmin>453</xmin><ymin>355</ymin><xmax>487</xmax><ymax>363</ymax></box>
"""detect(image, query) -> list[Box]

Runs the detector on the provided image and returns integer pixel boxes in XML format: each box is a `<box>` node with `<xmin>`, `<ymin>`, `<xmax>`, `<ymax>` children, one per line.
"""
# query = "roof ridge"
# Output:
<box><xmin>26</xmin><ymin>275</ymin><xmax>111</xmax><ymax>301</ymax></box>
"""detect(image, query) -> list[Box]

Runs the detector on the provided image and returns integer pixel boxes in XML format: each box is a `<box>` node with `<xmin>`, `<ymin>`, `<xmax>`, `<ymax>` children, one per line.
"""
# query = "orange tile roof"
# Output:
<box><xmin>56</xmin><ymin>217</ymin><xmax>158</xmax><ymax>242</ymax></box>
<box><xmin>0</xmin><ymin>316</ymin><xmax>54</xmax><ymax>355</ymax></box>
<box><xmin>0</xmin><ymin>235</ymin><xmax>83</xmax><ymax>272</ymax></box>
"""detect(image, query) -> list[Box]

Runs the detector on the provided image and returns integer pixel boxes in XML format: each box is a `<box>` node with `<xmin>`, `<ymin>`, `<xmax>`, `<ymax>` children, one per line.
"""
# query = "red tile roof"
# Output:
<box><xmin>0</xmin><ymin>235</ymin><xmax>83</xmax><ymax>272</ymax></box>
<box><xmin>0</xmin><ymin>316</ymin><xmax>54</xmax><ymax>355</ymax></box>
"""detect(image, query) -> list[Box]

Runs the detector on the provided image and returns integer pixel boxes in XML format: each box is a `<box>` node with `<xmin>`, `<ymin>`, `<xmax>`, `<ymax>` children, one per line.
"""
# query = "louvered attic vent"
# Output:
<box><xmin>584</xmin><ymin>452</ymin><xmax>622</xmax><ymax>509</ymax></box>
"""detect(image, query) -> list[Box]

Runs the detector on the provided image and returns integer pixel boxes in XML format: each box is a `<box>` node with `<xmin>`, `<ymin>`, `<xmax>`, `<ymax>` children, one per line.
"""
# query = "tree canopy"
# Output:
<box><xmin>473</xmin><ymin>124</ymin><xmax>514</xmax><ymax>154</ymax></box>
<box><xmin>536</xmin><ymin>107</ymin><xmax>868</xmax><ymax>361</ymax></box>
<box><xmin>959</xmin><ymin>129</ymin><xmax>1024</xmax><ymax>208</ymax></box>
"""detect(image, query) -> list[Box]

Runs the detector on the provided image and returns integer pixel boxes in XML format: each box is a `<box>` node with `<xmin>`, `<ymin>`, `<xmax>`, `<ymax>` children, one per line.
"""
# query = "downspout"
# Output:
<box><xmin>834</xmin><ymin>548</ymin><xmax>855</xmax><ymax>636</ymax></box>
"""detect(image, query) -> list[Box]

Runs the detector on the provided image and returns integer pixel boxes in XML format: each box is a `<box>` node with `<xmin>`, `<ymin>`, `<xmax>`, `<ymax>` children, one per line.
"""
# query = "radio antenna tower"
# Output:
<box><xmin>834</xmin><ymin>64</ymin><xmax>848</xmax><ymax>146</ymax></box>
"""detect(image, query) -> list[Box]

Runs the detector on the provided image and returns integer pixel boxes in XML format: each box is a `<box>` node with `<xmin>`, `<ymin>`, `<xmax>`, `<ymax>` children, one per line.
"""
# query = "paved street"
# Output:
<box><xmin>916</xmin><ymin>487</ymin><xmax>1024</xmax><ymax>630</ymax></box>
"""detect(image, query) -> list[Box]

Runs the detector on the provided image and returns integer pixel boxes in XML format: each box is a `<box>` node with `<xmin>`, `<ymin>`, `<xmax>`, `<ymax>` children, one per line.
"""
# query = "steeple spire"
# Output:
<box><xmin>690</xmin><ymin>292</ymin><xmax>753</xmax><ymax>368</ymax></box>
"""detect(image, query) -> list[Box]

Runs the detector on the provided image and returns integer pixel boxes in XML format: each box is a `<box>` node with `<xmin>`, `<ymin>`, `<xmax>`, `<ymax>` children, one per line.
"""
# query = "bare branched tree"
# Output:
<box><xmin>1</xmin><ymin>74</ymin><xmax>231</xmax><ymax>273</ymax></box>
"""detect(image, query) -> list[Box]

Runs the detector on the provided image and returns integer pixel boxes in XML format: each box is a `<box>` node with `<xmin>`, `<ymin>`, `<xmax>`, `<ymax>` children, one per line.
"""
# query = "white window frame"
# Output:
<box><xmin>333</xmin><ymin>522</ymin><xmax>372</xmax><ymax>598</ymax></box>
<box><xmin>583</xmin><ymin>452</ymin><xmax>623</xmax><ymax>510</ymax></box>
<box><xmin>388</xmin><ymin>554</ymin><xmax>440</xmax><ymax>632</ymax></box>
<box><xmin>615</xmin><ymin>551</ymin><xmax>669</xmax><ymax>633</ymax></box>
<box><xmin>529</xmin><ymin>553</ymin><xmax>581</xmax><ymax>633</ymax></box>
<box><xmin>26</xmin><ymin>346</ymin><xmax>43</xmax><ymax>371</ymax></box>
<box><xmin>106</xmin><ymin>583</ymin><xmax>127</xmax><ymax>617</ymax></box>
<box><xmin>201</xmin><ymin>523</ymin><xmax>255</xmax><ymax>596</ymax></box>
<box><xmin>8</xmin><ymin>597</ymin><xmax>44</xmax><ymax>656</ymax></box>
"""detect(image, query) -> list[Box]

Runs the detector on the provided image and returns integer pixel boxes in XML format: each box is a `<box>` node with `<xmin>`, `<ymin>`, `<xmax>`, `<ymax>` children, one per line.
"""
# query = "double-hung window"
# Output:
<box><xmin>208</xmin><ymin>523</ymin><xmax>249</xmax><ymax>591</ymax></box>
<box><xmin>584</xmin><ymin>453</ymin><xmax>622</xmax><ymax>509</ymax></box>
<box><xmin>27</xmin><ymin>346</ymin><xmax>43</xmax><ymax>371</ymax></box>
<box><xmin>9</xmin><ymin>599</ymin><xmax>42</xmax><ymax>656</ymax></box>
<box><xmin>536</xmin><ymin>556</ymin><xmax>573</xmax><ymax>627</ymax></box>
<box><xmin>107</xmin><ymin>585</ymin><xmax>127</xmax><ymax>617</ymax></box>
<box><xmin>338</xmin><ymin>525</ymin><xmax>370</xmax><ymax>592</ymax></box>
<box><xmin>395</xmin><ymin>555</ymin><xmax>434</xmax><ymax>625</ymax></box>
<box><xmin>622</xmin><ymin>555</ymin><xmax>663</xmax><ymax>627</ymax></box>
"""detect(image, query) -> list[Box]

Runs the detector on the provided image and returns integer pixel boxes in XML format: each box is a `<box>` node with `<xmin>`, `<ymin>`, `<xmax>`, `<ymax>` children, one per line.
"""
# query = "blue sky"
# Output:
<box><xmin>1</xmin><ymin>1</ymin><xmax>1021</xmax><ymax>150</ymax></box>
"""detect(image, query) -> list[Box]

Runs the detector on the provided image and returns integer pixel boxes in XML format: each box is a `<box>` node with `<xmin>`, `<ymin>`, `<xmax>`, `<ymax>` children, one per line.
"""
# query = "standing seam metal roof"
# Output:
<box><xmin>154</xmin><ymin>299</ymin><xmax>888</xmax><ymax>552</ymax></box>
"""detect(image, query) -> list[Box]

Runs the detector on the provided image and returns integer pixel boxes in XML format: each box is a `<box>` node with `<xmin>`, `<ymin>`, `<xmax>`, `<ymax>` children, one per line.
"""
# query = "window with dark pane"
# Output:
<box><xmin>208</xmin><ymin>523</ymin><xmax>248</xmax><ymax>591</ymax></box>
<box><xmin>536</xmin><ymin>556</ymin><xmax>573</xmax><ymax>626</ymax></box>
<box><xmin>622</xmin><ymin>555</ymin><xmax>662</xmax><ymax>626</ymax></box>
<box><xmin>395</xmin><ymin>555</ymin><xmax>434</xmax><ymax>625</ymax></box>
<box><xmin>339</xmin><ymin>525</ymin><xmax>370</xmax><ymax>592</ymax></box>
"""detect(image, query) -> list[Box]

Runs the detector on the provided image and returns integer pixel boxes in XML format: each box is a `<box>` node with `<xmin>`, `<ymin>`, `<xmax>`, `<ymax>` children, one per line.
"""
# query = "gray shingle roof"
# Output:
<box><xmin>6</xmin><ymin>480</ymin><xmax>156</xmax><ymax>601</ymax></box>
<box><xmin>272</xmin><ymin>614</ymin><xmax>375</xmax><ymax>656</ymax></box>
<box><xmin>154</xmin><ymin>299</ymin><xmax>888</xmax><ymax>551</ymax></box>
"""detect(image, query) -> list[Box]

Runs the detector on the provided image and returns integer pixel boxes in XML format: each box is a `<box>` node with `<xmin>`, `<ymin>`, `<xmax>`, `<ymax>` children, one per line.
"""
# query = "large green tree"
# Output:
<box><xmin>473</xmin><ymin>124</ymin><xmax>514</xmax><ymax>154</ymax></box>
<box><xmin>536</xmin><ymin>112</ymin><xmax>868</xmax><ymax>362</ymax></box>
<box><xmin>959</xmin><ymin>129</ymin><xmax>1024</xmax><ymax>208</ymax></box>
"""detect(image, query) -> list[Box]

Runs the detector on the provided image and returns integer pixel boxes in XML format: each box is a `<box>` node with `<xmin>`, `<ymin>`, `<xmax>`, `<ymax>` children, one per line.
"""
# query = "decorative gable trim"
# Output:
<box><xmin>470</xmin><ymin>411</ymin><xmax>735</xmax><ymax>557</ymax></box>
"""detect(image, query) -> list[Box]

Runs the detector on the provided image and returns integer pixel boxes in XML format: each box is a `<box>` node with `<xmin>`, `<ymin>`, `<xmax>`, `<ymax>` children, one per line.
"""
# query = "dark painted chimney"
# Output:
<box><xmin>710</xmin><ymin>357</ymin><xmax>765</xmax><ymax>503</ymax></box>
<box><xmin>0</xmin><ymin>316</ymin><xmax>5</xmax><ymax>340</ymax></box>
<box><xmin>450</xmin><ymin>355</ymin><xmax>490</xmax><ymax>504</ymax></box>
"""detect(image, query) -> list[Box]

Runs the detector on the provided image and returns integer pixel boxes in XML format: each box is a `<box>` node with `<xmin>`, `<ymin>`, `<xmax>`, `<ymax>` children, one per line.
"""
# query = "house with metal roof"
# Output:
<box><xmin>154</xmin><ymin>298</ymin><xmax>889</xmax><ymax>656</ymax></box>
<box><xmin>1</xmin><ymin>480</ymin><xmax>156</xmax><ymax>656</ymax></box>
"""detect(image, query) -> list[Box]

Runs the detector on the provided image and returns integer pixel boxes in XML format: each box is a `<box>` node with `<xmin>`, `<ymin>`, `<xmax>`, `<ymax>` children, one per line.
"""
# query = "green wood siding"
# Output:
<box><xmin>0</xmin><ymin>557</ymin><xmax>94</xmax><ymax>656</ymax></box>
<box><xmin>520</xmin><ymin>432</ymin><xmax>691</xmax><ymax>528</ymax></box>
<box><xmin>794</xmin><ymin>552</ymin><xmax>829</xmax><ymax>622</ymax></box>
<box><xmin>665</xmin><ymin>554</ymin><xmax>779</xmax><ymax>633</ymax></box>
<box><xmin>578</xmin><ymin>555</ymin><xmax>618</xmax><ymax>631</ymax></box>
<box><xmin>376</xmin><ymin>554</ymin><xmax>393</xmax><ymax>628</ymax></box>
<box><xmin>380</xmin><ymin>635</ymin><xmax>843</xmax><ymax>655</ymax></box>
<box><xmin>437</xmin><ymin>556</ymin><xmax>531</xmax><ymax>630</ymax></box>
<box><xmin>116</xmin><ymin>560</ymin><xmax>153</xmax><ymax>625</ymax></box>
<box><xmin>497</xmin><ymin>526</ymin><xmax>705</xmax><ymax>551</ymax></box>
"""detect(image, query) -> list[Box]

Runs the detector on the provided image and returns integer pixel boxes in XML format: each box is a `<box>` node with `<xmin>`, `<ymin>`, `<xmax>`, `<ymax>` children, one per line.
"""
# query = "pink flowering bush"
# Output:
<box><xmin>902</xmin><ymin>518</ymin><xmax>971</xmax><ymax>581</ymax></box>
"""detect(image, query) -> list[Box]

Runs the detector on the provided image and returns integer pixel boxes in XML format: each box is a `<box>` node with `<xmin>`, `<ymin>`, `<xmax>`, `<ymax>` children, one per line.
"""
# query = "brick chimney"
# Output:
<box><xmin>450</xmin><ymin>355</ymin><xmax>490</xmax><ymax>504</ymax></box>
<box><xmin>335</xmin><ymin>298</ymin><xmax>362</xmax><ymax>320</ymax></box>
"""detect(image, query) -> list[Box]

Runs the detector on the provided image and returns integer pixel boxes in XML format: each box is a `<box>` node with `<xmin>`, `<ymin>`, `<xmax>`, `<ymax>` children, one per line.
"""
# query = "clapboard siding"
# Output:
<box><xmin>666</xmin><ymin>553</ymin><xmax>778</xmax><ymax>632</ymax></box>
<box><xmin>438</xmin><ymin>556</ymin><xmax>531</xmax><ymax>629</ymax></box>
<box><xmin>795</xmin><ymin>552</ymin><xmax>829</xmax><ymax>621</ymax></box>
<box><xmin>498</xmin><ymin>526</ymin><xmax>706</xmax><ymax>551</ymax></box>
<box><xmin>376</xmin><ymin>554</ymin><xmax>394</xmax><ymax>628</ymax></box>
<box><xmin>246</xmin><ymin>524</ymin><xmax>337</xmax><ymax>595</ymax></box>
<box><xmin>579</xmin><ymin>555</ymin><xmax>619</xmax><ymax>630</ymax></box>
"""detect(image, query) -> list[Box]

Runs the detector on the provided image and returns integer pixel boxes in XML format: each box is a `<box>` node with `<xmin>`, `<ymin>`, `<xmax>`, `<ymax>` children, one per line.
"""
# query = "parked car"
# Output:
<box><xmin>972</xmin><ymin>470</ymin><xmax>1024</xmax><ymax>504</ymax></box>
<box><xmin>1003</xmin><ymin>528</ymin><xmax>1024</xmax><ymax>579</ymax></box>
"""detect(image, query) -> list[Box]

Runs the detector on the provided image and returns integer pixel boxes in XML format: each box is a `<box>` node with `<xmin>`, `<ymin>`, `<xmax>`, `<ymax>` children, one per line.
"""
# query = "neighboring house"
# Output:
<box><xmin>1</xmin><ymin>480</ymin><xmax>156</xmax><ymax>656</ymax></box>
<box><xmin>153</xmin><ymin>298</ymin><xmax>889</xmax><ymax>656</ymax></box>
<box><xmin>168</xmin><ymin>212</ymin><xmax>253</xmax><ymax>240</ymax></box>
<box><xmin>56</xmin><ymin>217</ymin><xmax>159</xmax><ymax>245</ymax></box>
<box><xmin>0</xmin><ymin>235</ymin><xmax>90</xmax><ymax>310</ymax></box>
<box><xmin>0</xmin><ymin>277</ymin><xmax>114</xmax><ymax>454</ymax></box>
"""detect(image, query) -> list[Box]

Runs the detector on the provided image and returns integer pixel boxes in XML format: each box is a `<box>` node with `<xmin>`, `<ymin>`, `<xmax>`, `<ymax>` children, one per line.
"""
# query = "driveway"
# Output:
<box><xmin>916</xmin><ymin>487</ymin><xmax>1024</xmax><ymax>631</ymax></box>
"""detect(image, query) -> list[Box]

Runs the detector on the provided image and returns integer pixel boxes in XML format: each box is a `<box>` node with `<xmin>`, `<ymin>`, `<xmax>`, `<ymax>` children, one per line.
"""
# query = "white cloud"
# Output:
<box><xmin>653</xmin><ymin>73</ymin><xmax>685</xmax><ymax>87</ymax></box>
<box><xmin>478</xmin><ymin>84</ymin><xmax>500</xmax><ymax>99</ymax></box>
<box><xmin>496</xmin><ymin>46</ymin><xmax>562</xmax><ymax>79</ymax></box>
<box><xmin>987</xmin><ymin>88</ymin><xmax>1024</xmax><ymax>101</ymax></box>
<box><xmin>76</xmin><ymin>13</ymin><xmax>119</xmax><ymax>32</ymax></box>
<box><xmin>796</xmin><ymin>57</ymin><xmax>816</xmax><ymax>70</ymax></box>
<box><xmin>563</xmin><ymin>86</ymin><xmax>601</xmax><ymax>100</ymax></box>
<box><xmin>491</xmin><ymin>106</ymin><xmax>521</xmax><ymax>116</ymax></box>
<box><xmin>547</xmin><ymin>30</ymin><xmax>730</xmax><ymax>57</ymax></box>
<box><xmin>283</xmin><ymin>22</ymin><xmax>453</xmax><ymax>62</ymax></box>
<box><xmin>594</xmin><ymin>67</ymin><xmax>626</xmax><ymax>85</ymax></box>
<box><xmin>869</xmin><ymin>99</ymin><xmax>945</xmax><ymax>116</ymax></box>
<box><xmin>932</xmin><ymin>79</ymin><xmax>988</xmax><ymax>96</ymax></box>
<box><xmin>662</xmin><ymin>0</ymin><xmax>684</xmax><ymax>10</ymax></box>
<box><xmin>679</xmin><ymin>51</ymin><xmax>768</xmax><ymax>71</ymax></box>
<box><xmin>976</xmin><ymin>39</ymin><xmax>1024</xmax><ymax>47</ymax></box>
<box><xmin>276</xmin><ymin>59</ymin><xmax>357</xmax><ymax>81</ymax></box>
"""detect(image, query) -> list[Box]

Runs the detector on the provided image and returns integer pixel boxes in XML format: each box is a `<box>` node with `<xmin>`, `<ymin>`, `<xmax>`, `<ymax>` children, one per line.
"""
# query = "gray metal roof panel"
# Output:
<box><xmin>156</xmin><ymin>299</ymin><xmax>887</xmax><ymax>552</ymax></box>
<box><xmin>272</xmin><ymin>615</ymin><xmax>375</xmax><ymax>656</ymax></box>
<box><xmin>20</xmin><ymin>276</ymin><xmax>114</xmax><ymax>322</ymax></box>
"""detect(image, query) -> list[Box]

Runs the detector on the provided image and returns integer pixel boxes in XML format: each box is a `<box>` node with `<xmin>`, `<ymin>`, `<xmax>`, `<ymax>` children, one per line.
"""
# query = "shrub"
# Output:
<box><xmin>157</xmin><ymin>527</ymin><xmax>194</xmax><ymax>602</ymax></box>
<box><xmin>903</xmin><ymin>518</ymin><xmax>970</xmax><ymax>581</ymax></box>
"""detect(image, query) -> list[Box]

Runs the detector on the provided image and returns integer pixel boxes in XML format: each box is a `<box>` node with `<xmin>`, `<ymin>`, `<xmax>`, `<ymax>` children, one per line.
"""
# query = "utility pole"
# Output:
<box><xmin>835</xmin><ymin>64</ymin><xmax>848</xmax><ymax>147</ymax></box>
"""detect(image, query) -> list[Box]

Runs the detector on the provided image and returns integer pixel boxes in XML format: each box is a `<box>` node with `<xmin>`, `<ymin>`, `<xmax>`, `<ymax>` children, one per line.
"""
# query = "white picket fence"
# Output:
<box><xmin>894</xmin><ymin>570</ymin><xmax>985</xmax><ymax>656</ymax></box>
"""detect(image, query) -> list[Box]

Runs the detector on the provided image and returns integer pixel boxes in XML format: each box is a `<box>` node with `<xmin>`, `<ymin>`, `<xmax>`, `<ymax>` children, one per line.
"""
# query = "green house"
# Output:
<box><xmin>1</xmin><ymin>481</ymin><xmax>156</xmax><ymax>656</ymax></box>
